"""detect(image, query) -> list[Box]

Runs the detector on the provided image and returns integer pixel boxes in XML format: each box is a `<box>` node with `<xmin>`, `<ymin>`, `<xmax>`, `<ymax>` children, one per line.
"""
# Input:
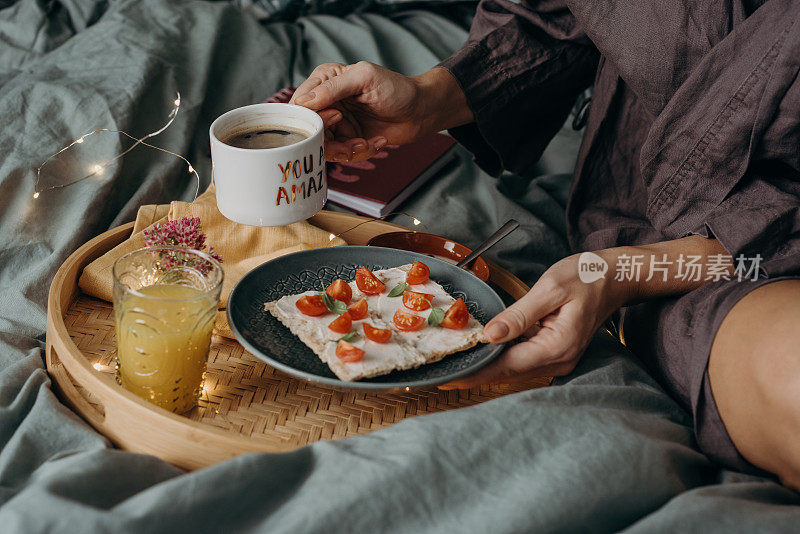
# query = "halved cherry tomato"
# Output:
<box><xmin>347</xmin><ymin>298</ymin><xmax>369</xmax><ymax>320</ymax></box>
<box><xmin>326</xmin><ymin>279</ymin><xmax>352</xmax><ymax>305</ymax></box>
<box><xmin>327</xmin><ymin>313</ymin><xmax>353</xmax><ymax>334</ymax></box>
<box><xmin>363</xmin><ymin>323</ymin><xmax>392</xmax><ymax>343</ymax></box>
<box><xmin>402</xmin><ymin>290</ymin><xmax>435</xmax><ymax>311</ymax></box>
<box><xmin>295</xmin><ymin>294</ymin><xmax>327</xmax><ymax>316</ymax></box>
<box><xmin>440</xmin><ymin>298</ymin><xmax>468</xmax><ymax>330</ymax></box>
<box><xmin>393</xmin><ymin>310</ymin><xmax>426</xmax><ymax>332</ymax></box>
<box><xmin>406</xmin><ymin>261</ymin><xmax>430</xmax><ymax>285</ymax></box>
<box><xmin>355</xmin><ymin>266</ymin><xmax>385</xmax><ymax>295</ymax></box>
<box><xmin>336</xmin><ymin>340</ymin><xmax>365</xmax><ymax>362</ymax></box>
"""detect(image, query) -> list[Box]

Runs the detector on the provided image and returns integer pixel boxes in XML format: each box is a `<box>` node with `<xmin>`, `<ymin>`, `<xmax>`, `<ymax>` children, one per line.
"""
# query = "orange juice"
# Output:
<box><xmin>114</xmin><ymin>284</ymin><xmax>217</xmax><ymax>413</ymax></box>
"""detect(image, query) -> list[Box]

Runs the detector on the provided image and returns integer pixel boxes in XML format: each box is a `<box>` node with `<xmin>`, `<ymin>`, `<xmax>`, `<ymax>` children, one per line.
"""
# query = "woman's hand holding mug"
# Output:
<box><xmin>290</xmin><ymin>62</ymin><xmax>474</xmax><ymax>162</ymax></box>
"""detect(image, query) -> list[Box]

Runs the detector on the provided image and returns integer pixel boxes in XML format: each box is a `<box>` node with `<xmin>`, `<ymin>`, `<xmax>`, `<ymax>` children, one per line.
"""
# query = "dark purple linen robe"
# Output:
<box><xmin>439</xmin><ymin>0</ymin><xmax>800</xmax><ymax>473</ymax></box>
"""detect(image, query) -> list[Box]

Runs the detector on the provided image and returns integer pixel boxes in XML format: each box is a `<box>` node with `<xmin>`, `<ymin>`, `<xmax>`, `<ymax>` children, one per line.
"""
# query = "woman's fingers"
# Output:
<box><xmin>290</xmin><ymin>63</ymin><xmax>345</xmax><ymax>105</ymax></box>
<box><xmin>289</xmin><ymin>77</ymin><xmax>322</xmax><ymax>105</ymax></box>
<box><xmin>317</xmin><ymin>108</ymin><xmax>343</xmax><ymax>129</ymax></box>
<box><xmin>348</xmin><ymin>136</ymin><xmax>388</xmax><ymax>162</ymax></box>
<box><xmin>372</xmin><ymin>136</ymin><xmax>388</xmax><ymax>151</ymax></box>
<box><xmin>325</xmin><ymin>136</ymin><xmax>387</xmax><ymax>162</ymax></box>
<box><xmin>294</xmin><ymin>65</ymin><xmax>367</xmax><ymax>111</ymax></box>
<box><xmin>438</xmin><ymin>337</ymin><xmax>563</xmax><ymax>390</ymax></box>
<box><xmin>347</xmin><ymin>137</ymin><xmax>367</xmax><ymax>156</ymax></box>
<box><xmin>326</xmin><ymin>140</ymin><xmax>352</xmax><ymax>162</ymax></box>
<box><xmin>483</xmin><ymin>281</ymin><xmax>563</xmax><ymax>343</ymax></box>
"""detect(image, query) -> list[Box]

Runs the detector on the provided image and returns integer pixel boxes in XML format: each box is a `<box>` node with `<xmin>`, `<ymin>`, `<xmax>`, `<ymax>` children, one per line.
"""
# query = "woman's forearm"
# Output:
<box><xmin>596</xmin><ymin>236</ymin><xmax>735</xmax><ymax>307</ymax></box>
<box><xmin>411</xmin><ymin>67</ymin><xmax>475</xmax><ymax>135</ymax></box>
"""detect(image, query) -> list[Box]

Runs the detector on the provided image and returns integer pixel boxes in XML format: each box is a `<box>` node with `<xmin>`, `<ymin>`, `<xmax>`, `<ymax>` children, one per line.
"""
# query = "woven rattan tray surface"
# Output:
<box><xmin>46</xmin><ymin>211</ymin><xmax>549</xmax><ymax>470</ymax></box>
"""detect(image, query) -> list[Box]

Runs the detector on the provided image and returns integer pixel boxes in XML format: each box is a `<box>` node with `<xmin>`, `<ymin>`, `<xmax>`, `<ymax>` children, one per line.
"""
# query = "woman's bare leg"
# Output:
<box><xmin>709</xmin><ymin>280</ymin><xmax>800</xmax><ymax>488</ymax></box>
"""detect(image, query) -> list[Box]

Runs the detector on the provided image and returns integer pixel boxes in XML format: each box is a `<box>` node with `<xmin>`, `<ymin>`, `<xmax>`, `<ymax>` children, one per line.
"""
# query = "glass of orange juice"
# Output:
<box><xmin>112</xmin><ymin>247</ymin><xmax>223</xmax><ymax>413</ymax></box>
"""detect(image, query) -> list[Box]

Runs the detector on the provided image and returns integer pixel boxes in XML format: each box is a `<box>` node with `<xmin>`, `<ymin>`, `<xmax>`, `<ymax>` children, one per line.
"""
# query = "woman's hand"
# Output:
<box><xmin>290</xmin><ymin>62</ymin><xmax>473</xmax><ymax>162</ymax></box>
<box><xmin>440</xmin><ymin>236</ymin><xmax>734</xmax><ymax>389</ymax></box>
<box><xmin>440</xmin><ymin>251</ymin><xmax>634</xmax><ymax>389</ymax></box>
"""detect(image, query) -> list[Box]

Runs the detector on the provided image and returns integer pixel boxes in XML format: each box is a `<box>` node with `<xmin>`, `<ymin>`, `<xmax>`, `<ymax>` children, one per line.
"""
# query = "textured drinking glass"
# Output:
<box><xmin>113</xmin><ymin>247</ymin><xmax>223</xmax><ymax>413</ymax></box>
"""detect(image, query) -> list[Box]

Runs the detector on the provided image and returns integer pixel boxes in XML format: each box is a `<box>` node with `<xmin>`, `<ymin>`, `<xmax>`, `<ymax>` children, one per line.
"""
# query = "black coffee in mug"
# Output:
<box><xmin>221</xmin><ymin>125</ymin><xmax>310</xmax><ymax>149</ymax></box>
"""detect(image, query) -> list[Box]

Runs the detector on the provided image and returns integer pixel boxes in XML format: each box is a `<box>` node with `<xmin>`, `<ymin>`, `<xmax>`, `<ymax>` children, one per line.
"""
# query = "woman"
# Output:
<box><xmin>291</xmin><ymin>0</ymin><xmax>800</xmax><ymax>487</ymax></box>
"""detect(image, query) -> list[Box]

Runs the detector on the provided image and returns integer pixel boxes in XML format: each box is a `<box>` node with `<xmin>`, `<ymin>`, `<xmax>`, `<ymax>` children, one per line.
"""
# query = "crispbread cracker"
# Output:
<box><xmin>264</xmin><ymin>265</ymin><xmax>488</xmax><ymax>381</ymax></box>
<box><xmin>265</xmin><ymin>301</ymin><xmax>425</xmax><ymax>381</ymax></box>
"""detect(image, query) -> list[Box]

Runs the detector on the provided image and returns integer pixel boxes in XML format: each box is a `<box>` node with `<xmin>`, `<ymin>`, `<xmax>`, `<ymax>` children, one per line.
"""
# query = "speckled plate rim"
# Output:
<box><xmin>227</xmin><ymin>246</ymin><xmax>506</xmax><ymax>391</ymax></box>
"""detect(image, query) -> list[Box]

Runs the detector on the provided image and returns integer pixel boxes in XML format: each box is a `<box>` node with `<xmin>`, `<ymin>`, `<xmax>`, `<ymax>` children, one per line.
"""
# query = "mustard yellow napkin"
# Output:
<box><xmin>78</xmin><ymin>183</ymin><xmax>347</xmax><ymax>338</ymax></box>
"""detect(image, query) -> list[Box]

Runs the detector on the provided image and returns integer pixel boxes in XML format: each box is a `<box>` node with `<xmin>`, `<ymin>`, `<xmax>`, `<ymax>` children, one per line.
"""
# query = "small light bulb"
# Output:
<box><xmin>93</xmin><ymin>363</ymin><xmax>103</xmax><ymax>371</ymax></box>
<box><xmin>93</xmin><ymin>164</ymin><xmax>103</xmax><ymax>174</ymax></box>
<box><xmin>413</xmin><ymin>218</ymin><xmax>421</xmax><ymax>226</ymax></box>
<box><xmin>75</xmin><ymin>137</ymin><xmax>84</xmax><ymax>144</ymax></box>
<box><xmin>329</xmin><ymin>233</ymin><xmax>336</xmax><ymax>241</ymax></box>
<box><xmin>174</xmin><ymin>98</ymin><xmax>181</xmax><ymax>107</ymax></box>
<box><xmin>187</xmin><ymin>164</ymin><xmax>194</xmax><ymax>173</ymax></box>
<box><xmin>32</xmin><ymin>192</ymin><xmax>40</xmax><ymax>199</ymax></box>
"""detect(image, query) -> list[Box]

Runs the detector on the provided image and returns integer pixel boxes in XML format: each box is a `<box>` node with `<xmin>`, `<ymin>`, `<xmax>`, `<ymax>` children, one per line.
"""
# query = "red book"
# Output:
<box><xmin>264</xmin><ymin>87</ymin><xmax>458</xmax><ymax>217</ymax></box>
<box><xmin>326</xmin><ymin>134</ymin><xmax>457</xmax><ymax>217</ymax></box>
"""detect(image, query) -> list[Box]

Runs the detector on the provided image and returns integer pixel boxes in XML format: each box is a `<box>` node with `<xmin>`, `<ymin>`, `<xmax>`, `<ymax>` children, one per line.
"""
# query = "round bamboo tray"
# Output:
<box><xmin>46</xmin><ymin>210</ymin><xmax>550</xmax><ymax>471</ymax></box>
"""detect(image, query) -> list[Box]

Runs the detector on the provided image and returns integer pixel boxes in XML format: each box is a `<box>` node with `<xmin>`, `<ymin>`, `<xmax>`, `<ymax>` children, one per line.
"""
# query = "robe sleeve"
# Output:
<box><xmin>566</xmin><ymin>0</ymin><xmax>800</xmax><ymax>273</ymax></box>
<box><xmin>437</xmin><ymin>0</ymin><xmax>599</xmax><ymax>177</ymax></box>
<box><xmin>700</xmin><ymin>161</ymin><xmax>800</xmax><ymax>277</ymax></box>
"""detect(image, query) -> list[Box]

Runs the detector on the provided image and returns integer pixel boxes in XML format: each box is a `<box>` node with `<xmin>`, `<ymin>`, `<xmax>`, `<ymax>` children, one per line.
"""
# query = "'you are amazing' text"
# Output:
<box><xmin>275</xmin><ymin>146</ymin><xmax>325</xmax><ymax>205</ymax></box>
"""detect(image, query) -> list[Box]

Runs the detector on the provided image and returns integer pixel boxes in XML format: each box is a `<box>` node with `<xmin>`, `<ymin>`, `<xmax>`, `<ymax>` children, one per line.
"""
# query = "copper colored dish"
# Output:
<box><xmin>367</xmin><ymin>231</ymin><xmax>491</xmax><ymax>282</ymax></box>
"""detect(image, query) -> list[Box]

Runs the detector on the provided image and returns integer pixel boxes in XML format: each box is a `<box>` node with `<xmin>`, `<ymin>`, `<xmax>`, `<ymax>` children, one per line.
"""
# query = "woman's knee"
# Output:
<box><xmin>709</xmin><ymin>280</ymin><xmax>800</xmax><ymax>485</ymax></box>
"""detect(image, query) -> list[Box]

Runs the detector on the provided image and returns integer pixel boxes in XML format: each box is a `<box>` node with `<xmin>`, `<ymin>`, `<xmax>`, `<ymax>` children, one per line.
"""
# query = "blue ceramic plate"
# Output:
<box><xmin>227</xmin><ymin>246</ymin><xmax>506</xmax><ymax>390</ymax></box>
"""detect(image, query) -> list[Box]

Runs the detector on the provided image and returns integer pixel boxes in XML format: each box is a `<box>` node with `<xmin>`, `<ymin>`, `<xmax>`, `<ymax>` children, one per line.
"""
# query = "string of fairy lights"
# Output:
<box><xmin>327</xmin><ymin>211</ymin><xmax>424</xmax><ymax>243</ymax></box>
<box><xmin>33</xmin><ymin>92</ymin><xmax>200</xmax><ymax>202</ymax></box>
<box><xmin>32</xmin><ymin>91</ymin><xmax>425</xmax><ymax>244</ymax></box>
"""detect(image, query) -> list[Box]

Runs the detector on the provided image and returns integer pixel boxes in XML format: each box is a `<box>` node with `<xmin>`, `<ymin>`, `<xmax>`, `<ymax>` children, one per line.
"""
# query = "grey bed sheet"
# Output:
<box><xmin>0</xmin><ymin>0</ymin><xmax>798</xmax><ymax>532</ymax></box>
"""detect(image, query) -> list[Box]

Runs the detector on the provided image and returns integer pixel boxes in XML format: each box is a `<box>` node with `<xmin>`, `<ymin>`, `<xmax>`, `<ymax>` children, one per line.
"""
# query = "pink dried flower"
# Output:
<box><xmin>207</xmin><ymin>246</ymin><xmax>222</xmax><ymax>263</ymax></box>
<box><xmin>143</xmin><ymin>217</ymin><xmax>222</xmax><ymax>274</ymax></box>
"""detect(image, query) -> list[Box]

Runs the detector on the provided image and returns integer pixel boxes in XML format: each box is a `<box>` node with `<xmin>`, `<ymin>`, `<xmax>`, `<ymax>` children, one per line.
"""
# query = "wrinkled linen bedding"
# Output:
<box><xmin>0</xmin><ymin>0</ymin><xmax>798</xmax><ymax>532</ymax></box>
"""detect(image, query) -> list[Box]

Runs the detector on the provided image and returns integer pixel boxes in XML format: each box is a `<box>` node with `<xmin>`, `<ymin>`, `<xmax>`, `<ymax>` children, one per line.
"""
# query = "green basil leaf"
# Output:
<box><xmin>322</xmin><ymin>291</ymin><xmax>347</xmax><ymax>314</ymax></box>
<box><xmin>428</xmin><ymin>307</ymin><xmax>445</xmax><ymax>327</ymax></box>
<box><xmin>337</xmin><ymin>332</ymin><xmax>357</xmax><ymax>343</ymax></box>
<box><xmin>387</xmin><ymin>282</ymin><xmax>408</xmax><ymax>298</ymax></box>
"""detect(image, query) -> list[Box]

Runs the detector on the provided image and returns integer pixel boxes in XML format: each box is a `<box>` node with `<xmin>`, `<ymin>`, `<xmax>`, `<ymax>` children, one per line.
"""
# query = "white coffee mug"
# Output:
<box><xmin>209</xmin><ymin>103</ymin><xmax>326</xmax><ymax>227</ymax></box>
